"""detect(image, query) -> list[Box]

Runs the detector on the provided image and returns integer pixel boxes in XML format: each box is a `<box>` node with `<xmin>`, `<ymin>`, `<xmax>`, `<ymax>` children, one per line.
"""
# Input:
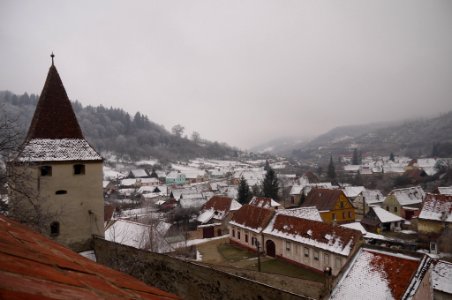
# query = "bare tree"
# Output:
<box><xmin>171</xmin><ymin>124</ymin><xmax>185</xmax><ymax>138</ymax></box>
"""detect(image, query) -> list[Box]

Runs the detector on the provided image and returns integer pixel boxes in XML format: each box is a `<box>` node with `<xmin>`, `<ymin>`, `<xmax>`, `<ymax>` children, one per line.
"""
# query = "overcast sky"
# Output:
<box><xmin>1</xmin><ymin>1</ymin><xmax>451</xmax><ymax>149</ymax></box>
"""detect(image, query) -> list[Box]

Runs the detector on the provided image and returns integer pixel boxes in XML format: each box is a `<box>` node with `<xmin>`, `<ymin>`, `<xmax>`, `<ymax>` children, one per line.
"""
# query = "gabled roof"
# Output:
<box><xmin>0</xmin><ymin>215</ymin><xmax>178</xmax><ymax>299</ymax></box>
<box><xmin>437</xmin><ymin>186</ymin><xmax>452</xmax><ymax>195</ymax></box>
<box><xmin>26</xmin><ymin>65</ymin><xmax>83</xmax><ymax>140</ymax></box>
<box><xmin>419</xmin><ymin>193</ymin><xmax>452</xmax><ymax>223</ymax></box>
<box><xmin>201</xmin><ymin>195</ymin><xmax>233</xmax><ymax>212</ymax></box>
<box><xmin>301</xmin><ymin>188</ymin><xmax>347</xmax><ymax>211</ymax></box>
<box><xmin>331</xmin><ymin>248</ymin><xmax>422</xmax><ymax>300</ymax></box>
<box><xmin>229</xmin><ymin>205</ymin><xmax>274</xmax><ymax>233</ymax></box>
<box><xmin>388</xmin><ymin>186</ymin><xmax>425</xmax><ymax>206</ymax></box>
<box><xmin>249</xmin><ymin>197</ymin><xmax>280</xmax><ymax>208</ymax></box>
<box><xmin>432</xmin><ymin>260</ymin><xmax>452</xmax><ymax>294</ymax></box>
<box><xmin>263</xmin><ymin>214</ymin><xmax>361</xmax><ymax>256</ymax></box>
<box><xmin>372</xmin><ymin>206</ymin><xmax>404</xmax><ymax>223</ymax></box>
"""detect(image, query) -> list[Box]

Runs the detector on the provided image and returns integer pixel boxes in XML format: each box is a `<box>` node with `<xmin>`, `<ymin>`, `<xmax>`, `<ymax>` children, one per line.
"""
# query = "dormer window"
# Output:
<box><xmin>73</xmin><ymin>164</ymin><xmax>85</xmax><ymax>175</ymax></box>
<box><xmin>40</xmin><ymin>166</ymin><xmax>52</xmax><ymax>176</ymax></box>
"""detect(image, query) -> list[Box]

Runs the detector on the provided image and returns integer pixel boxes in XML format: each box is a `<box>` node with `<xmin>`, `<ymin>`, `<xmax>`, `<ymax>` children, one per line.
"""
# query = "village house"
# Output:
<box><xmin>166</xmin><ymin>171</ymin><xmax>186</xmax><ymax>185</ymax></box>
<box><xmin>229</xmin><ymin>204</ymin><xmax>274</xmax><ymax>252</ymax></box>
<box><xmin>197</xmin><ymin>195</ymin><xmax>242</xmax><ymax>238</ymax></box>
<box><xmin>417</xmin><ymin>193</ymin><xmax>452</xmax><ymax>254</ymax></box>
<box><xmin>353</xmin><ymin>189</ymin><xmax>385</xmax><ymax>220</ymax></box>
<box><xmin>301</xmin><ymin>188</ymin><xmax>355</xmax><ymax>224</ymax></box>
<box><xmin>331</xmin><ymin>248</ymin><xmax>434</xmax><ymax>300</ymax></box>
<box><xmin>8</xmin><ymin>58</ymin><xmax>104</xmax><ymax>252</ymax></box>
<box><xmin>435</xmin><ymin>186</ymin><xmax>452</xmax><ymax>195</ymax></box>
<box><xmin>383</xmin><ymin>186</ymin><xmax>425</xmax><ymax>220</ymax></box>
<box><xmin>262</xmin><ymin>210</ymin><xmax>362</xmax><ymax>276</ymax></box>
<box><xmin>361</xmin><ymin>206</ymin><xmax>404</xmax><ymax>233</ymax></box>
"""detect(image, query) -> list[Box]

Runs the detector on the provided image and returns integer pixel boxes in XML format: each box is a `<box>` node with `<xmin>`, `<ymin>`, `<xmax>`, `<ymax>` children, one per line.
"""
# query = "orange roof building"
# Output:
<box><xmin>0</xmin><ymin>215</ymin><xmax>179</xmax><ymax>299</ymax></box>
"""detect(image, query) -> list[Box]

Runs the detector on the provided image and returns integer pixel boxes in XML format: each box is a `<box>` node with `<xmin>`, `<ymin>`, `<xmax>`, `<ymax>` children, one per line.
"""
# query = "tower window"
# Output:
<box><xmin>55</xmin><ymin>190</ymin><xmax>67</xmax><ymax>195</ymax></box>
<box><xmin>73</xmin><ymin>164</ymin><xmax>85</xmax><ymax>175</ymax></box>
<box><xmin>40</xmin><ymin>166</ymin><xmax>52</xmax><ymax>176</ymax></box>
<box><xmin>50</xmin><ymin>222</ymin><xmax>60</xmax><ymax>236</ymax></box>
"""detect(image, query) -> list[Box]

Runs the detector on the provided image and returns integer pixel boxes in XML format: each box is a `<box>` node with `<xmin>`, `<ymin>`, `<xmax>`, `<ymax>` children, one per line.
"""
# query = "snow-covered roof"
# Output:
<box><xmin>229</xmin><ymin>199</ymin><xmax>242</xmax><ymax>211</ymax></box>
<box><xmin>103</xmin><ymin>166</ymin><xmax>126</xmax><ymax>180</ymax></box>
<box><xmin>263</xmin><ymin>214</ymin><xmax>361</xmax><ymax>256</ymax></box>
<box><xmin>373</xmin><ymin>207</ymin><xmax>404</xmax><ymax>223</ymax></box>
<box><xmin>276</xmin><ymin>207</ymin><xmax>322</xmax><ymax>222</ymax></box>
<box><xmin>361</xmin><ymin>189</ymin><xmax>384</xmax><ymax>204</ymax></box>
<box><xmin>419</xmin><ymin>194</ymin><xmax>452</xmax><ymax>223</ymax></box>
<box><xmin>130</xmin><ymin>169</ymin><xmax>148</xmax><ymax>178</ymax></box>
<box><xmin>197</xmin><ymin>209</ymin><xmax>216</xmax><ymax>224</ymax></box>
<box><xmin>289</xmin><ymin>185</ymin><xmax>304</xmax><ymax>195</ymax></box>
<box><xmin>343</xmin><ymin>165</ymin><xmax>360</xmax><ymax>172</ymax></box>
<box><xmin>340</xmin><ymin>222</ymin><xmax>388</xmax><ymax>241</ymax></box>
<box><xmin>120</xmin><ymin>178</ymin><xmax>138</xmax><ymax>187</ymax></box>
<box><xmin>249</xmin><ymin>197</ymin><xmax>280</xmax><ymax>208</ymax></box>
<box><xmin>105</xmin><ymin>219</ymin><xmax>173</xmax><ymax>253</ymax></box>
<box><xmin>343</xmin><ymin>186</ymin><xmax>365</xmax><ymax>198</ymax></box>
<box><xmin>331</xmin><ymin>248</ymin><xmax>421</xmax><ymax>300</ymax></box>
<box><xmin>438</xmin><ymin>186</ymin><xmax>452</xmax><ymax>195</ymax></box>
<box><xmin>16</xmin><ymin>139</ymin><xmax>102</xmax><ymax>162</ymax></box>
<box><xmin>432</xmin><ymin>260</ymin><xmax>452</xmax><ymax>294</ymax></box>
<box><xmin>389</xmin><ymin>186</ymin><xmax>425</xmax><ymax>206</ymax></box>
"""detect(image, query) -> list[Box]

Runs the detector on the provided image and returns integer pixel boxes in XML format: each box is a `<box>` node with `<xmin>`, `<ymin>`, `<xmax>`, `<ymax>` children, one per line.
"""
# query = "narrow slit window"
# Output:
<box><xmin>50</xmin><ymin>222</ymin><xmax>60</xmax><ymax>236</ymax></box>
<box><xmin>55</xmin><ymin>190</ymin><xmax>67</xmax><ymax>195</ymax></box>
<box><xmin>73</xmin><ymin>164</ymin><xmax>85</xmax><ymax>175</ymax></box>
<box><xmin>40</xmin><ymin>166</ymin><xmax>52</xmax><ymax>176</ymax></box>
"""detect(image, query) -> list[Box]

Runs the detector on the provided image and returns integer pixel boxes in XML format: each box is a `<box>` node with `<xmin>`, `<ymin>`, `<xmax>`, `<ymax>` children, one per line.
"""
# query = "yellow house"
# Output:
<box><xmin>301</xmin><ymin>188</ymin><xmax>355</xmax><ymax>224</ymax></box>
<box><xmin>8</xmin><ymin>57</ymin><xmax>104</xmax><ymax>252</ymax></box>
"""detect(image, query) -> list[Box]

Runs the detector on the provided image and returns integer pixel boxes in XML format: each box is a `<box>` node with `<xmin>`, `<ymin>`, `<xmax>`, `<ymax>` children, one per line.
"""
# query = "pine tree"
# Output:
<box><xmin>263</xmin><ymin>167</ymin><xmax>279</xmax><ymax>200</ymax></box>
<box><xmin>328</xmin><ymin>155</ymin><xmax>336</xmax><ymax>180</ymax></box>
<box><xmin>352</xmin><ymin>149</ymin><xmax>359</xmax><ymax>165</ymax></box>
<box><xmin>389</xmin><ymin>152</ymin><xmax>395</xmax><ymax>162</ymax></box>
<box><xmin>237</xmin><ymin>176</ymin><xmax>252</xmax><ymax>204</ymax></box>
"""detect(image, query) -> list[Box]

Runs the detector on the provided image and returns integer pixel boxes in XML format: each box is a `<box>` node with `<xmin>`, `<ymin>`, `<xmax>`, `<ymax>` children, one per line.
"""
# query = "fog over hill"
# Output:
<box><xmin>0</xmin><ymin>91</ymin><xmax>239</xmax><ymax>162</ymax></box>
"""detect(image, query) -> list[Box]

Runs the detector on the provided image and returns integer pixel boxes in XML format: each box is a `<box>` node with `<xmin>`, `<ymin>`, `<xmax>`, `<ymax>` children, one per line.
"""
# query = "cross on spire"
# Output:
<box><xmin>51</xmin><ymin>52</ymin><xmax>55</xmax><ymax>65</ymax></box>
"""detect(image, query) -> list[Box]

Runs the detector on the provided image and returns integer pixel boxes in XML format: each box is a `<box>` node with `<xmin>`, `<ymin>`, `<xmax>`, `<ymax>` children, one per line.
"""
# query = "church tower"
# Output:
<box><xmin>9</xmin><ymin>54</ymin><xmax>104</xmax><ymax>252</ymax></box>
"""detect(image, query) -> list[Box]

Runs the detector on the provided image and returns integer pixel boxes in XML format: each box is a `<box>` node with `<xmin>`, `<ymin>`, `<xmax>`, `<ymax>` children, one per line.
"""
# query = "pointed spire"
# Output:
<box><xmin>51</xmin><ymin>52</ymin><xmax>55</xmax><ymax>66</ymax></box>
<box><xmin>26</xmin><ymin>59</ymin><xmax>84</xmax><ymax>140</ymax></box>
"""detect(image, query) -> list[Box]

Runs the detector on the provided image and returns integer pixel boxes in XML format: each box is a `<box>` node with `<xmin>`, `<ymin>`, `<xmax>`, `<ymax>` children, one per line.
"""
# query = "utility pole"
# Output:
<box><xmin>256</xmin><ymin>240</ymin><xmax>262</xmax><ymax>272</ymax></box>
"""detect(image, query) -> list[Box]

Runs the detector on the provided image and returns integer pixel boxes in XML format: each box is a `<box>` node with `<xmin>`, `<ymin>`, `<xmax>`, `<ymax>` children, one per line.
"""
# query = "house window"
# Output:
<box><xmin>304</xmin><ymin>247</ymin><xmax>309</xmax><ymax>257</ymax></box>
<box><xmin>295</xmin><ymin>244</ymin><xmax>299</xmax><ymax>255</ymax></box>
<box><xmin>342</xmin><ymin>212</ymin><xmax>346</xmax><ymax>219</ymax></box>
<box><xmin>394</xmin><ymin>206</ymin><xmax>398</xmax><ymax>213</ymax></box>
<box><xmin>324</xmin><ymin>253</ymin><xmax>329</xmax><ymax>264</ymax></box>
<box><xmin>50</xmin><ymin>222</ymin><xmax>60</xmax><ymax>236</ymax></box>
<box><xmin>40</xmin><ymin>166</ymin><xmax>52</xmax><ymax>176</ymax></box>
<box><xmin>386</xmin><ymin>206</ymin><xmax>390</xmax><ymax>211</ymax></box>
<box><xmin>55</xmin><ymin>190</ymin><xmax>67</xmax><ymax>195</ymax></box>
<box><xmin>332</xmin><ymin>213</ymin><xmax>336</xmax><ymax>220</ymax></box>
<box><xmin>286</xmin><ymin>241</ymin><xmax>291</xmax><ymax>252</ymax></box>
<box><xmin>314</xmin><ymin>250</ymin><xmax>319</xmax><ymax>260</ymax></box>
<box><xmin>348</xmin><ymin>211</ymin><xmax>352</xmax><ymax>218</ymax></box>
<box><xmin>245</xmin><ymin>234</ymin><xmax>248</xmax><ymax>243</ymax></box>
<box><xmin>340</xmin><ymin>201</ymin><xmax>344</xmax><ymax>208</ymax></box>
<box><xmin>73</xmin><ymin>164</ymin><xmax>85</xmax><ymax>175</ymax></box>
<box><xmin>237</xmin><ymin>230</ymin><xmax>241</xmax><ymax>240</ymax></box>
<box><xmin>232</xmin><ymin>229</ymin><xmax>235</xmax><ymax>238</ymax></box>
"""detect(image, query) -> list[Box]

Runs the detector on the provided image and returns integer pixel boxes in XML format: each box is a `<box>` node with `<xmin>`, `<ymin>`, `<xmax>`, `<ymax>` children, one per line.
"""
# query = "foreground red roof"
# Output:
<box><xmin>0</xmin><ymin>215</ymin><xmax>179</xmax><ymax>299</ymax></box>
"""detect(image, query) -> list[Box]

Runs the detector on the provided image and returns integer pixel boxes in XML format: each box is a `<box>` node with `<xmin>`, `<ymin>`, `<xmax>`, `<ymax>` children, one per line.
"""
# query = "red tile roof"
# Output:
<box><xmin>267</xmin><ymin>214</ymin><xmax>361</xmax><ymax>255</ymax></box>
<box><xmin>26</xmin><ymin>64</ymin><xmax>84</xmax><ymax>140</ymax></box>
<box><xmin>230</xmin><ymin>205</ymin><xmax>274</xmax><ymax>232</ymax></box>
<box><xmin>419</xmin><ymin>193</ymin><xmax>452</xmax><ymax>222</ymax></box>
<box><xmin>301</xmin><ymin>188</ymin><xmax>345</xmax><ymax>211</ymax></box>
<box><xmin>249</xmin><ymin>197</ymin><xmax>279</xmax><ymax>208</ymax></box>
<box><xmin>201</xmin><ymin>195</ymin><xmax>232</xmax><ymax>212</ymax></box>
<box><xmin>0</xmin><ymin>215</ymin><xmax>179</xmax><ymax>299</ymax></box>
<box><xmin>369</xmin><ymin>250</ymin><xmax>420</xmax><ymax>300</ymax></box>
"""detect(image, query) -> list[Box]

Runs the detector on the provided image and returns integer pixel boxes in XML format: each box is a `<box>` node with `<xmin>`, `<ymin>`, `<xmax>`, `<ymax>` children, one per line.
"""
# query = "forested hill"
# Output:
<box><xmin>0</xmin><ymin>91</ymin><xmax>239</xmax><ymax>162</ymax></box>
